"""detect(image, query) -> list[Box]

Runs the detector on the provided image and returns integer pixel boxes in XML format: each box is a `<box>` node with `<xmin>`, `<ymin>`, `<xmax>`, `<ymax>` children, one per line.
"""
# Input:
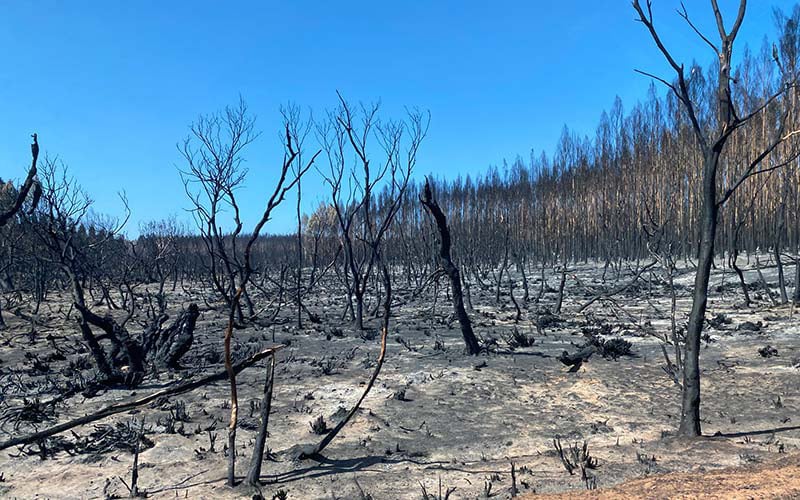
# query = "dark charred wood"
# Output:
<box><xmin>558</xmin><ymin>345</ymin><xmax>596</xmax><ymax>373</ymax></box>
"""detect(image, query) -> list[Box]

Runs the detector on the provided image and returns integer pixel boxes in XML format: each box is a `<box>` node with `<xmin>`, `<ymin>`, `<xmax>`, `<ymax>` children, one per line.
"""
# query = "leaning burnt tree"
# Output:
<box><xmin>420</xmin><ymin>179</ymin><xmax>481</xmax><ymax>355</ymax></box>
<box><xmin>0</xmin><ymin>135</ymin><xmax>41</xmax><ymax>328</ymax></box>
<box><xmin>0</xmin><ymin>135</ymin><xmax>43</xmax><ymax>330</ymax></box>
<box><xmin>633</xmin><ymin>0</ymin><xmax>800</xmax><ymax>436</ymax></box>
<box><xmin>0</xmin><ymin>134</ymin><xmax>41</xmax><ymax>228</ymax></box>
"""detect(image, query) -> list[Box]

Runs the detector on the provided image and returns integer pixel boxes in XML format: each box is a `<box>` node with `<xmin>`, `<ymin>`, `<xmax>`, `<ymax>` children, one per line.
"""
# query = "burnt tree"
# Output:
<box><xmin>32</xmin><ymin>160</ymin><xmax>198</xmax><ymax>384</ymax></box>
<box><xmin>634</xmin><ymin>0</ymin><xmax>800</xmax><ymax>436</ymax></box>
<box><xmin>420</xmin><ymin>179</ymin><xmax>481</xmax><ymax>355</ymax></box>
<box><xmin>0</xmin><ymin>134</ymin><xmax>41</xmax><ymax>228</ymax></box>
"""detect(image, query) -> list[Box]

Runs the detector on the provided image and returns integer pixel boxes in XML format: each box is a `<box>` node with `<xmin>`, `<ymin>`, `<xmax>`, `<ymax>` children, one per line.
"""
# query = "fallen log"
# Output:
<box><xmin>558</xmin><ymin>345</ymin><xmax>596</xmax><ymax>373</ymax></box>
<box><xmin>578</xmin><ymin>260</ymin><xmax>657</xmax><ymax>312</ymax></box>
<box><xmin>0</xmin><ymin>344</ymin><xmax>285</xmax><ymax>451</ymax></box>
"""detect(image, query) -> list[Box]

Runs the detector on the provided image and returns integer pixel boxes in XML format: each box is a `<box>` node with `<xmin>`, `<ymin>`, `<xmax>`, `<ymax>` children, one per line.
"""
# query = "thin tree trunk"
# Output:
<box><xmin>0</xmin><ymin>299</ymin><xmax>6</xmax><ymax>330</ymax></box>
<box><xmin>354</xmin><ymin>291</ymin><xmax>364</xmax><ymax>330</ymax></box>
<box><xmin>793</xmin><ymin>252</ymin><xmax>800</xmax><ymax>305</ymax></box>
<box><xmin>245</xmin><ymin>354</ymin><xmax>276</xmax><ymax>486</ymax></box>
<box><xmin>296</xmin><ymin>177</ymin><xmax>303</xmax><ymax>329</ymax></box>
<box><xmin>554</xmin><ymin>265</ymin><xmax>567</xmax><ymax>315</ymax></box>
<box><xmin>463</xmin><ymin>272</ymin><xmax>475</xmax><ymax>313</ymax></box>
<box><xmin>509</xmin><ymin>276</ymin><xmax>522</xmax><ymax>323</ymax></box>
<box><xmin>518</xmin><ymin>257</ymin><xmax>530</xmax><ymax>302</ymax></box>
<box><xmin>300</xmin><ymin>262</ymin><xmax>391</xmax><ymax>459</ymax></box>
<box><xmin>775</xmin><ymin>246</ymin><xmax>788</xmax><ymax>304</ymax></box>
<box><xmin>756</xmin><ymin>256</ymin><xmax>777</xmax><ymax>306</ymax></box>
<box><xmin>536</xmin><ymin>262</ymin><xmax>546</xmax><ymax>303</ymax></box>
<box><xmin>731</xmin><ymin>247</ymin><xmax>751</xmax><ymax>306</ymax></box>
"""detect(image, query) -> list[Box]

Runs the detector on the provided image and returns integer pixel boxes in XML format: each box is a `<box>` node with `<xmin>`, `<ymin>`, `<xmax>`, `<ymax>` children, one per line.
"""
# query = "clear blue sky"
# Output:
<box><xmin>0</xmin><ymin>1</ymin><xmax>789</xmax><ymax>236</ymax></box>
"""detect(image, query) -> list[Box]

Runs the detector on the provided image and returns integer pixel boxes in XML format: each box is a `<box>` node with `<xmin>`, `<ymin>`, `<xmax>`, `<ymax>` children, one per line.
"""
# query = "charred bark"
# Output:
<box><xmin>420</xmin><ymin>180</ymin><xmax>481</xmax><ymax>355</ymax></box>
<box><xmin>245</xmin><ymin>353</ymin><xmax>276</xmax><ymax>486</ymax></box>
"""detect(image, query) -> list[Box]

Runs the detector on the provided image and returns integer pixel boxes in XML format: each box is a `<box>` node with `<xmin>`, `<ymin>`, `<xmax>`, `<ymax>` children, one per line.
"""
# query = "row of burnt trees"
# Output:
<box><xmin>5</xmin><ymin>9</ymin><xmax>799</xmax><ymax>308</ymax></box>
<box><xmin>0</xmin><ymin>93</ymin><xmax>429</xmax><ymax>487</ymax></box>
<box><xmin>3</xmin><ymin>8</ymin><xmax>799</xmax><ymax>327</ymax></box>
<box><xmin>169</xmin><ymin>93</ymin><xmax>435</xmax><ymax>484</ymax></box>
<box><xmin>10</xmin><ymin>74</ymin><xmax>799</xmax><ymax>326</ymax></box>
<box><xmin>383</xmin><ymin>36</ymin><xmax>800</xmax><ymax>278</ymax></box>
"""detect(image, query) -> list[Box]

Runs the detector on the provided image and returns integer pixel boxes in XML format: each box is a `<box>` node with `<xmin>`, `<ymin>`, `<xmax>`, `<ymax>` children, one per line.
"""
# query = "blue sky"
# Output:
<box><xmin>0</xmin><ymin>1</ymin><xmax>789</xmax><ymax>236</ymax></box>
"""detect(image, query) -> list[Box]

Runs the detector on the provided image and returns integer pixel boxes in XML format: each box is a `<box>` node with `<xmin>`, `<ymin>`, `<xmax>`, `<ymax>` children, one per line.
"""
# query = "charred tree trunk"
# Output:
<box><xmin>536</xmin><ymin>262</ymin><xmax>546</xmax><ymax>303</ymax></box>
<box><xmin>0</xmin><ymin>134</ymin><xmax>40</xmax><ymax>227</ymax></box>
<box><xmin>143</xmin><ymin>304</ymin><xmax>199</xmax><ymax>369</ymax></box>
<box><xmin>421</xmin><ymin>180</ymin><xmax>481</xmax><ymax>355</ymax></box>
<box><xmin>632</xmin><ymin>0</ymin><xmax>792</xmax><ymax>438</ymax></box>
<box><xmin>679</xmin><ymin>153</ymin><xmax>719</xmax><ymax>437</ymax></box>
<box><xmin>509</xmin><ymin>275</ymin><xmax>522</xmax><ymax>323</ymax></box>
<box><xmin>517</xmin><ymin>256</ymin><xmax>530</xmax><ymax>302</ymax></box>
<box><xmin>462</xmin><ymin>272</ymin><xmax>475</xmax><ymax>313</ymax></box>
<box><xmin>756</xmin><ymin>255</ymin><xmax>777</xmax><ymax>306</ymax></box>
<box><xmin>245</xmin><ymin>353</ymin><xmax>276</xmax><ymax>486</ymax></box>
<box><xmin>296</xmin><ymin>175</ymin><xmax>303</xmax><ymax>329</ymax></box>
<box><xmin>794</xmin><ymin>253</ymin><xmax>800</xmax><ymax>305</ymax></box>
<box><xmin>731</xmin><ymin>246</ymin><xmax>751</xmax><ymax>307</ymax></box>
<box><xmin>354</xmin><ymin>288</ymin><xmax>365</xmax><ymax>330</ymax></box>
<box><xmin>555</xmin><ymin>265</ymin><xmax>567</xmax><ymax>315</ymax></box>
<box><xmin>775</xmin><ymin>204</ymin><xmax>789</xmax><ymax>304</ymax></box>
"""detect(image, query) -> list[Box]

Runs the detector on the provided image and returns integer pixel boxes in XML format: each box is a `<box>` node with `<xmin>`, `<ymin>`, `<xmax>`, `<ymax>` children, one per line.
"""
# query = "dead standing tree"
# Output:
<box><xmin>298</xmin><ymin>95</ymin><xmax>427</xmax><ymax>458</ymax></box>
<box><xmin>420</xmin><ymin>178</ymin><xmax>481</xmax><ymax>354</ymax></box>
<box><xmin>180</xmin><ymin>98</ymin><xmax>259</xmax><ymax>323</ymax></box>
<box><xmin>284</xmin><ymin>106</ymin><xmax>319</xmax><ymax>329</ymax></box>
<box><xmin>633</xmin><ymin>0</ymin><xmax>800</xmax><ymax>436</ymax></box>
<box><xmin>0</xmin><ymin>133</ymin><xmax>42</xmax><ymax>329</ymax></box>
<box><xmin>0</xmin><ymin>134</ymin><xmax>41</xmax><ymax>328</ymax></box>
<box><xmin>209</xmin><ymin>108</ymin><xmax>318</xmax><ymax>487</ymax></box>
<box><xmin>319</xmin><ymin>93</ymin><xmax>429</xmax><ymax>331</ymax></box>
<box><xmin>0</xmin><ymin>134</ymin><xmax>41</xmax><ymax>228</ymax></box>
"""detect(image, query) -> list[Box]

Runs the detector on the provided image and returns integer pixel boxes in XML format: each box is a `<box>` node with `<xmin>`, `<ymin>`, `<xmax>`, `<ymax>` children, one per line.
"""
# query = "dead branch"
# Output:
<box><xmin>578</xmin><ymin>260</ymin><xmax>657</xmax><ymax>312</ymax></box>
<box><xmin>0</xmin><ymin>345</ymin><xmax>285</xmax><ymax>451</ymax></box>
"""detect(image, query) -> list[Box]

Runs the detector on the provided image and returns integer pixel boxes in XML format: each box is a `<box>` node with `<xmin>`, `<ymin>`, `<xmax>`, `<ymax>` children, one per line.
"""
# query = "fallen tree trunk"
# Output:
<box><xmin>297</xmin><ymin>262</ymin><xmax>392</xmax><ymax>460</ymax></box>
<box><xmin>0</xmin><ymin>345</ymin><xmax>285</xmax><ymax>451</ymax></box>
<box><xmin>578</xmin><ymin>260</ymin><xmax>657</xmax><ymax>312</ymax></box>
<box><xmin>558</xmin><ymin>345</ymin><xmax>596</xmax><ymax>373</ymax></box>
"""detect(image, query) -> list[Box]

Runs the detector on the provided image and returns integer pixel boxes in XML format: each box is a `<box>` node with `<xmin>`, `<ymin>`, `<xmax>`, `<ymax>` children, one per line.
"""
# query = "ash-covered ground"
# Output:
<box><xmin>0</xmin><ymin>259</ymin><xmax>798</xmax><ymax>499</ymax></box>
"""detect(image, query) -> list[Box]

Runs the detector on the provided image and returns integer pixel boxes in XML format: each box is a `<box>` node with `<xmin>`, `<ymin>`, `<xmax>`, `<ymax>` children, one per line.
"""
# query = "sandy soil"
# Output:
<box><xmin>532</xmin><ymin>452</ymin><xmax>800</xmax><ymax>499</ymax></box>
<box><xmin>0</xmin><ymin>258</ymin><xmax>798</xmax><ymax>499</ymax></box>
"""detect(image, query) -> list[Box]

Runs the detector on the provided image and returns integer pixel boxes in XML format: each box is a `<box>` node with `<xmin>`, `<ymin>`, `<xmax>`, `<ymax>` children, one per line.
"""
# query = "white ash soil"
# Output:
<box><xmin>0</xmin><ymin>259</ymin><xmax>799</xmax><ymax>499</ymax></box>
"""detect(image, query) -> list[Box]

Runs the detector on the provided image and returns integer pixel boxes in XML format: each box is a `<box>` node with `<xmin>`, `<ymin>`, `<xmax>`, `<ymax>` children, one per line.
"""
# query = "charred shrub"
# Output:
<box><xmin>504</xmin><ymin>327</ymin><xmax>535</xmax><ymax>349</ymax></box>
<box><xmin>309</xmin><ymin>415</ymin><xmax>329</xmax><ymax>435</ymax></box>
<box><xmin>581</xmin><ymin>326</ymin><xmax>632</xmax><ymax>360</ymax></box>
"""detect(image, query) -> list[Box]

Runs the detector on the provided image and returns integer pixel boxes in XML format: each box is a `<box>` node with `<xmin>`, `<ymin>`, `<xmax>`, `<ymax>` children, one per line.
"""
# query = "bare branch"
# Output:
<box><xmin>677</xmin><ymin>2</ymin><xmax>720</xmax><ymax>54</ymax></box>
